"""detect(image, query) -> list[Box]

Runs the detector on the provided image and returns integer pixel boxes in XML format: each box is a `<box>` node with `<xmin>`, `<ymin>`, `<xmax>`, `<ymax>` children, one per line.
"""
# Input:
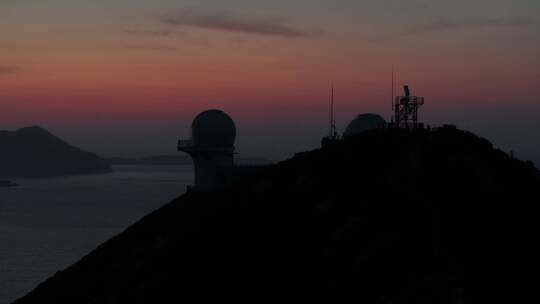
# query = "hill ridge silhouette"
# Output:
<box><xmin>13</xmin><ymin>126</ymin><xmax>539</xmax><ymax>303</ymax></box>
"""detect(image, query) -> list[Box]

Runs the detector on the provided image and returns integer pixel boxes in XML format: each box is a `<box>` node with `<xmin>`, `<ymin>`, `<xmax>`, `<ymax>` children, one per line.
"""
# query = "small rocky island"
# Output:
<box><xmin>0</xmin><ymin>180</ymin><xmax>18</xmax><ymax>187</ymax></box>
<box><xmin>13</xmin><ymin>126</ymin><xmax>539</xmax><ymax>303</ymax></box>
<box><xmin>0</xmin><ymin>126</ymin><xmax>112</xmax><ymax>178</ymax></box>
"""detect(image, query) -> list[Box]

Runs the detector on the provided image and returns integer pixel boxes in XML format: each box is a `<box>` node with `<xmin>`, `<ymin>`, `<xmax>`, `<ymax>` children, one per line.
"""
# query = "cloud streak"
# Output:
<box><xmin>403</xmin><ymin>17</ymin><xmax>532</xmax><ymax>35</ymax></box>
<box><xmin>124</xmin><ymin>29</ymin><xmax>178</xmax><ymax>37</ymax></box>
<box><xmin>159</xmin><ymin>8</ymin><xmax>320</xmax><ymax>38</ymax></box>
<box><xmin>121</xmin><ymin>44</ymin><xmax>178</xmax><ymax>52</ymax></box>
<box><xmin>0</xmin><ymin>65</ymin><xmax>21</xmax><ymax>75</ymax></box>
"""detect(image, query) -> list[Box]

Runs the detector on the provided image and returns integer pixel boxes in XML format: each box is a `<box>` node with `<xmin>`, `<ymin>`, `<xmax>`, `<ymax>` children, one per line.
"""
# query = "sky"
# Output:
<box><xmin>1</xmin><ymin>0</ymin><xmax>539</xmax><ymax>162</ymax></box>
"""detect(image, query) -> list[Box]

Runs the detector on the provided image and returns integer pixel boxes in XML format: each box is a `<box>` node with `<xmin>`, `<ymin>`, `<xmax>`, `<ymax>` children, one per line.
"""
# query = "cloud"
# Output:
<box><xmin>159</xmin><ymin>7</ymin><xmax>321</xmax><ymax>38</ymax></box>
<box><xmin>472</xmin><ymin>17</ymin><xmax>532</xmax><ymax>28</ymax></box>
<box><xmin>122</xmin><ymin>27</ymin><xmax>212</xmax><ymax>48</ymax></box>
<box><xmin>403</xmin><ymin>17</ymin><xmax>532</xmax><ymax>35</ymax></box>
<box><xmin>123</xmin><ymin>29</ymin><xmax>194</xmax><ymax>38</ymax></box>
<box><xmin>121</xmin><ymin>44</ymin><xmax>178</xmax><ymax>52</ymax></box>
<box><xmin>124</xmin><ymin>29</ymin><xmax>178</xmax><ymax>37</ymax></box>
<box><xmin>0</xmin><ymin>65</ymin><xmax>21</xmax><ymax>74</ymax></box>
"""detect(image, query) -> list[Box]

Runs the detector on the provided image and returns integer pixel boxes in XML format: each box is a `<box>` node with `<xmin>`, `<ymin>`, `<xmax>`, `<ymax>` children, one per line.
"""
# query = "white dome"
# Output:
<box><xmin>191</xmin><ymin>110</ymin><xmax>236</xmax><ymax>147</ymax></box>
<box><xmin>344</xmin><ymin>113</ymin><xmax>386</xmax><ymax>137</ymax></box>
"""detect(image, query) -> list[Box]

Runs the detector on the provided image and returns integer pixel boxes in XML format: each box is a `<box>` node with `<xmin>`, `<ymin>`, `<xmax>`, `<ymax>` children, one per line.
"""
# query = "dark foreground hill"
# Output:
<box><xmin>0</xmin><ymin>126</ymin><xmax>112</xmax><ymax>177</ymax></box>
<box><xmin>14</xmin><ymin>126</ymin><xmax>539</xmax><ymax>303</ymax></box>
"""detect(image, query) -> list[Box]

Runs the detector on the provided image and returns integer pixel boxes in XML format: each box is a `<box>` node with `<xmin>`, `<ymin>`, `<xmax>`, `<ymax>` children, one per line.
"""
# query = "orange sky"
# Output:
<box><xmin>1</xmin><ymin>0</ymin><xmax>539</xmax><ymax>161</ymax></box>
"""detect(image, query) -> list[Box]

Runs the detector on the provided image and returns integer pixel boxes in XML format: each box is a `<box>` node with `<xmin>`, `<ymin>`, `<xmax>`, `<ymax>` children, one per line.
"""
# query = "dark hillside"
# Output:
<box><xmin>14</xmin><ymin>126</ymin><xmax>539</xmax><ymax>303</ymax></box>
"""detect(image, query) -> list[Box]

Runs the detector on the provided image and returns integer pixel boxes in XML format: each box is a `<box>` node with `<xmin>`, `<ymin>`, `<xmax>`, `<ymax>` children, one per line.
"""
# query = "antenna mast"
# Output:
<box><xmin>329</xmin><ymin>83</ymin><xmax>337</xmax><ymax>138</ymax></box>
<box><xmin>391</xmin><ymin>66</ymin><xmax>394</xmax><ymax>122</ymax></box>
<box><xmin>322</xmin><ymin>82</ymin><xmax>338</xmax><ymax>147</ymax></box>
<box><xmin>393</xmin><ymin>85</ymin><xmax>425</xmax><ymax>130</ymax></box>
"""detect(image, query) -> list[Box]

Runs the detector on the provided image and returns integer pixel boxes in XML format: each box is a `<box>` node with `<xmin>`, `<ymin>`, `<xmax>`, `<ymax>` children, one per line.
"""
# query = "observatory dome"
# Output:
<box><xmin>344</xmin><ymin>113</ymin><xmax>386</xmax><ymax>137</ymax></box>
<box><xmin>191</xmin><ymin>110</ymin><xmax>236</xmax><ymax>147</ymax></box>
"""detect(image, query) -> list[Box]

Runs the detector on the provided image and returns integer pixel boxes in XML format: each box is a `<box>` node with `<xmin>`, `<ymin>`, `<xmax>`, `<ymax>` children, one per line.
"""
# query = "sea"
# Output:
<box><xmin>0</xmin><ymin>165</ymin><xmax>194</xmax><ymax>304</ymax></box>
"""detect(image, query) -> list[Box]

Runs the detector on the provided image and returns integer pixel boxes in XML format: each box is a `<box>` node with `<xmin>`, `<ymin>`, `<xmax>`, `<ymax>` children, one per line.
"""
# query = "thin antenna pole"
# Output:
<box><xmin>329</xmin><ymin>83</ymin><xmax>332</xmax><ymax>137</ymax></box>
<box><xmin>331</xmin><ymin>83</ymin><xmax>334</xmax><ymax>134</ymax></box>
<box><xmin>391</xmin><ymin>66</ymin><xmax>394</xmax><ymax>112</ymax></box>
<box><xmin>330</xmin><ymin>82</ymin><xmax>335</xmax><ymax>138</ymax></box>
<box><xmin>391</xmin><ymin>66</ymin><xmax>395</xmax><ymax>124</ymax></box>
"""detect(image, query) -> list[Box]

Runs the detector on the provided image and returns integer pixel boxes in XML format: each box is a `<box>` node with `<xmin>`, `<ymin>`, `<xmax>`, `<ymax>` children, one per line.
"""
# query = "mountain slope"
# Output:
<box><xmin>14</xmin><ymin>126</ymin><xmax>539</xmax><ymax>303</ymax></box>
<box><xmin>0</xmin><ymin>126</ymin><xmax>112</xmax><ymax>177</ymax></box>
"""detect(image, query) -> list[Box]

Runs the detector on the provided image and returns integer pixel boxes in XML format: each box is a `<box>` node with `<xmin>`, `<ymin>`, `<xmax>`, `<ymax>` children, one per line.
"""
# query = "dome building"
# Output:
<box><xmin>343</xmin><ymin>113</ymin><xmax>386</xmax><ymax>138</ymax></box>
<box><xmin>178</xmin><ymin>110</ymin><xmax>236</xmax><ymax>192</ymax></box>
<box><xmin>191</xmin><ymin>110</ymin><xmax>237</xmax><ymax>147</ymax></box>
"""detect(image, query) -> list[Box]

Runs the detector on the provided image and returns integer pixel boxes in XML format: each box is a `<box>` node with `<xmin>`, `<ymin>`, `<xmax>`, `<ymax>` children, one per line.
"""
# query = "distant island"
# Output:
<box><xmin>0</xmin><ymin>180</ymin><xmax>18</xmax><ymax>187</ymax></box>
<box><xmin>107</xmin><ymin>155</ymin><xmax>272</xmax><ymax>166</ymax></box>
<box><xmin>106</xmin><ymin>155</ymin><xmax>194</xmax><ymax>165</ymax></box>
<box><xmin>14</xmin><ymin>126</ymin><xmax>539</xmax><ymax>303</ymax></box>
<box><xmin>0</xmin><ymin>126</ymin><xmax>112</xmax><ymax>178</ymax></box>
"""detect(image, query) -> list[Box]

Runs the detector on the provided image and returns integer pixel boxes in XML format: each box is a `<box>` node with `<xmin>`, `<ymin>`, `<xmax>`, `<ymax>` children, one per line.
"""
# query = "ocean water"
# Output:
<box><xmin>0</xmin><ymin>165</ymin><xmax>193</xmax><ymax>304</ymax></box>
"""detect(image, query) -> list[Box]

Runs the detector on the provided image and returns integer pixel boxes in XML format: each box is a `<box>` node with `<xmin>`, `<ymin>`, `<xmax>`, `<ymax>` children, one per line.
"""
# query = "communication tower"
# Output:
<box><xmin>329</xmin><ymin>83</ymin><xmax>337</xmax><ymax>139</ymax></box>
<box><xmin>321</xmin><ymin>84</ymin><xmax>339</xmax><ymax>147</ymax></box>
<box><xmin>393</xmin><ymin>85</ymin><xmax>425</xmax><ymax>129</ymax></box>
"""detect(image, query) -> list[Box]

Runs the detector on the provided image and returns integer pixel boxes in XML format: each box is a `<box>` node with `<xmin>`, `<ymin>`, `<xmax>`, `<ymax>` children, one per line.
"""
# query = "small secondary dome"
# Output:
<box><xmin>344</xmin><ymin>113</ymin><xmax>386</xmax><ymax>137</ymax></box>
<box><xmin>191</xmin><ymin>110</ymin><xmax>236</xmax><ymax>147</ymax></box>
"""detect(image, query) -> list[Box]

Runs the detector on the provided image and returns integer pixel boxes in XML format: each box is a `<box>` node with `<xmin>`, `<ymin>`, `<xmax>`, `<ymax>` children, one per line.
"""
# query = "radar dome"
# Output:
<box><xmin>191</xmin><ymin>110</ymin><xmax>236</xmax><ymax>147</ymax></box>
<box><xmin>344</xmin><ymin>113</ymin><xmax>386</xmax><ymax>137</ymax></box>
